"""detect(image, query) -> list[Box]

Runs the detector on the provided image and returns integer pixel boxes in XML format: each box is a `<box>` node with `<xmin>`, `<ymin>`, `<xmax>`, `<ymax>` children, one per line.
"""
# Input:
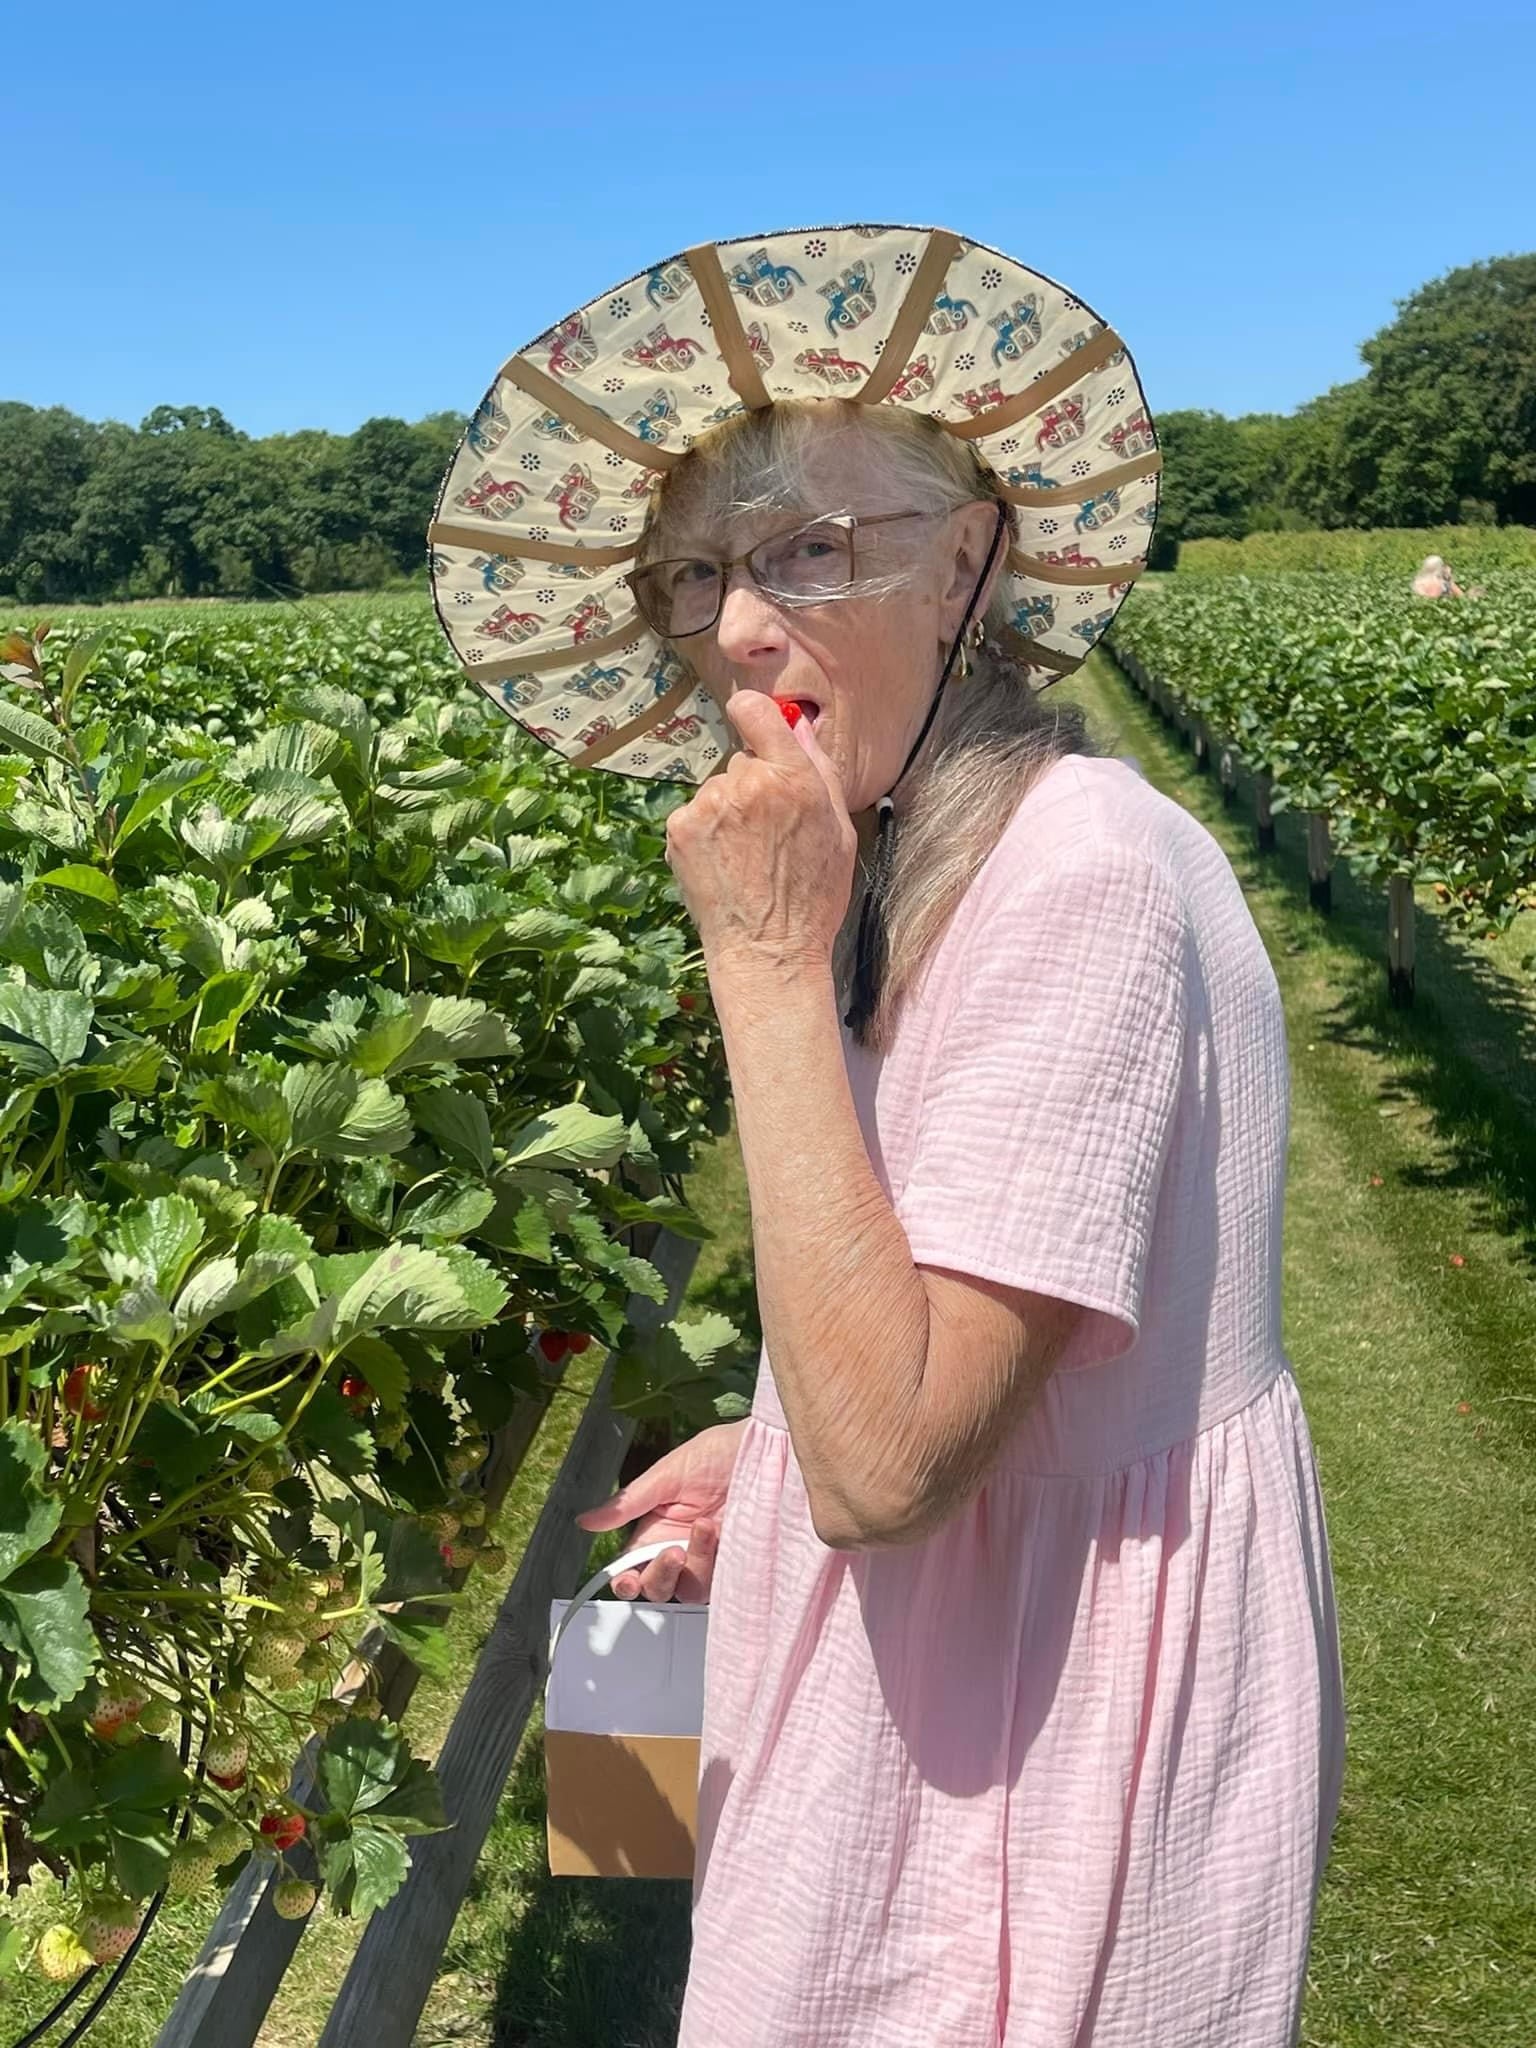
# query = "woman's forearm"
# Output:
<box><xmin>707</xmin><ymin>946</ymin><xmax>930</xmax><ymax>1546</ymax></box>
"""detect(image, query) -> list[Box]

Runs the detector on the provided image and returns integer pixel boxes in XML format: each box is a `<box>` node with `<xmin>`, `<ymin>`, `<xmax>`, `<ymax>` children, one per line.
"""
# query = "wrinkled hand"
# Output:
<box><xmin>664</xmin><ymin>691</ymin><xmax>857</xmax><ymax>974</ymax></box>
<box><xmin>574</xmin><ymin>1420</ymin><xmax>749</xmax><ymax>1603</ymax></box>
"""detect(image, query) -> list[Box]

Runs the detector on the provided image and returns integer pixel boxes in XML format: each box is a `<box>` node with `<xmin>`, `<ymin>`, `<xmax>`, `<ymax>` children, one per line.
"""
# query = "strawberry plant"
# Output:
<box><xmin>0</xmin><ymin>619</ymin><xmax>748</xmax><ymax>2002</ymax></box>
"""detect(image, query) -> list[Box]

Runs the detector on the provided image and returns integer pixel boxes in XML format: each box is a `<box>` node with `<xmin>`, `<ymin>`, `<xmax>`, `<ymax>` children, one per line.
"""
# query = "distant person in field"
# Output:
<box><xmin>1411</xmin><ymin>553</ymin><xmax>1465</xmax><ymax>598</ymax></box>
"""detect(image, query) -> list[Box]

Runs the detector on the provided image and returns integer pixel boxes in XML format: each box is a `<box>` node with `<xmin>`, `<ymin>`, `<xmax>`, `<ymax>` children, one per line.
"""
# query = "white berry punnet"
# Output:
<box><xmin>82</xmin><ymin>1900</ymin><xmax>142</xmax><ymax>1966</ymax></box>
<box><xmin>35</xmin><ymin>1925</ymin><xmax>93</xmax><ymax>1982</ymax></box>
<box><xmin>273</xmin><ymin>1878</ymin><xmax>318</xmax><ymax>1921</ymax></box>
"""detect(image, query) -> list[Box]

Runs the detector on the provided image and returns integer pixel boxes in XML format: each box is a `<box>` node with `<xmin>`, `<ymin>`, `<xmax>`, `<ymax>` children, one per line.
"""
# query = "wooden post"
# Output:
<box><xmin>1192</xmin><ymin>719</ymin><xmax>1210</xmax><ymax>776</ymax></box>
<box><xmin>315</xmin><ymin>1226</ymin><xmax>704</xmax><ymax>2048</ymax></box>
<box><xmin>1255</xmin><ymin>772</ymin><xmax>1276</xmax><ymax>853</ymax></box>
<box><xmin>1307</xmin><ymin>814</ymin><xmax>1333</xmax><ymax>914</ymax></box>
<box><xmin>1219</xmin><ymin>743</ymin><xmax>1239</xmax><ymax>810</ymax></box>
<box><xmin>1388</xmin><ymin>875</ymin><xmax>1416</xmax><ymax>1006</ymax></box>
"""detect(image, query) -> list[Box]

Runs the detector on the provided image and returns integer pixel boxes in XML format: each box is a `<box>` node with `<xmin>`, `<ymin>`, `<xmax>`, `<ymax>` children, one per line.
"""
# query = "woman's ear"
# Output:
<box><xmin>937</xmin><ymin>500</ymin><xmax>1009</xmax><ymax>641</ymax></box>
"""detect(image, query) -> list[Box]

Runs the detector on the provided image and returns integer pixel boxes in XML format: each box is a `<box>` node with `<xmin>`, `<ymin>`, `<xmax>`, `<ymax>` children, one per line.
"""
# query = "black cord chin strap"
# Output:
<box><xmin>843</xmin><ymin>502</ymin><xmax>1009</xmax><ymax>1040</ymax></box>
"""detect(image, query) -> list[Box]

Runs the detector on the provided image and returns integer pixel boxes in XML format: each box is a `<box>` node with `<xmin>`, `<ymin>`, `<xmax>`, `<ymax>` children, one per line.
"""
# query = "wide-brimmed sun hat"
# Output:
<box><xmin>428</xmin><ymin>222</ymin><xmax>1161</xmax><ymax>785</ymax></box>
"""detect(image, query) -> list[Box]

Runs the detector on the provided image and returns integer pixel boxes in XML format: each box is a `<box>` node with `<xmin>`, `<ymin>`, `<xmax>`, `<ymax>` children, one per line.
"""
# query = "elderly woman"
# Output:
<box><xmin>1412</xmin><ymin>552</ymin><xmax>1464</xmax><ymax>597</ymax></box>
<box><xmin>433</xmin><ymin>225</ymin><xmax>1347</xmax><ymax>2048</ymax></box>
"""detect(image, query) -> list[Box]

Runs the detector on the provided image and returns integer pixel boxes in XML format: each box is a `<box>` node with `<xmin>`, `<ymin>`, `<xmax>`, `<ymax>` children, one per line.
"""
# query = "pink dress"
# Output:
<box><xmin>678</xmin><ymin>753</ymin><xmax>1347</xmax><ymax>2048</ymax></box>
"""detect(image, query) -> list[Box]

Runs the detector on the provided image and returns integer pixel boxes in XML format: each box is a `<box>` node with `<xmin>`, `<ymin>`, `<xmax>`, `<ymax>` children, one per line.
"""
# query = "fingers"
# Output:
<box><xmin>610</xmin><ymin>1519</ymin><xmax>719</xmax><ymax>1603</ymax></box>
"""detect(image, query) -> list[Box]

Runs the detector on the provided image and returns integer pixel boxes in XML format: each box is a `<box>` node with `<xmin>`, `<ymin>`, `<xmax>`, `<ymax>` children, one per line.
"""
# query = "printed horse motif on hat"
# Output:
<box><xmin>468</xmin><ymin>396</ymin><xmax>511</xmax><ymax>456</ymax></box>
<box><xmin>1100</xmin><ymin>411</ymin><xmax>1156</xmax><ymax>459</ymax></box>
<box><xmin>455</xmin><ymin>472</ymin><xmax>528</xmax><ymax>521</ymax></box>
<box><xmin>1039</xmin><ymin>541</ymin><xmax>1101</xmax><ymax>569</ymax></box>
<box><xmin>1003</xmin><ymin>461</ymin><xmax>1061</xmax><ymax>491</ymax></box>
<box><xmin>622</xmin><ymin>326</ymin><xmax>704</xmax><ymax>374</ymax></box>
<box><xmin>1071</xmin><ymin>609</ymin><xmax>1114</xmax><ymax>646</ymax></box>
<box><xmin>1035</xmin><ymin>399</ymin><xmax>1086</xmax><ymax>451</ymax></box>
<box><xmin>744</xmin><ymin>321</ymin><xmax>775</xmax><ymax>369</ymax></box>
<box><xmin>542</xmin><ymin>316</ymin><xmax>599</xmax><ymax>380</ymax></box>
<box><xmin>728</xmin><ymin>248</ymin><xmax>806</xmax><ymax>306</ymax></box>
<box><xmin>564</xmin><ymin>598</ymin><xmax>614</xmax><ymax>645</ymax></box>
<box><xmin>888</xmin><ymin>355</ymin><xmax>936</xmax><ymax>402</ymax></box>
<box><xmin>990</xmin><ymin>298</ymin><xmax>1043</xmax><ymax>365</ymax></box>
<box><xmin>1074</xmin><ymin>489</ymin><xmax>1122</xmax><ymax>534</ymax></box>
<box><xmin>925</xmin><ymin>291</ymin><xmax>979</xmax><ymax>336</ymax></box>
<box><xmin>1009</xmin><ymin>594</ymin><xmax>1057</xmax><ymax>639</ymax></box>
<box><xmin>532</xmin><ymin>411</ymin><xmax>586</xmax><ymax>444</ymax></box>
<box><xmin>469</xmin><ymin>553</ymin><xmax>524</xmax><ymax>594</ymax></box>
<box><xmin>569</xmin><ymin>660</ymin><xmax>628</xmax><ymax>699</ymax></box>
<box><xmin>476</xmin><ymin>605</ymin><xmax>544</xmax><ymax>646</ymax></box>
<box><xmin>957</xmin><ymin>380</ymin><xmax>1007</xmax><ymax>417</ymax></box>
<box><xmin>795</xmin><ymin>348</ymin><xmax>872</xmax><ymax>388</ymax></box>
<box><xmin>645</xmin><ymin>260</ymin><xmax>692</xmax><ymax>308</ymax></box>
<box><xmin>624</xmin><ymin>391</ymin><xmax>682</xmax><ymax>445</ymax></box>
<box><xmin>819</xmin><ymin>265</ymin><xmax>876</xmax><ymax>334</ymax></box>
<box><xmin>547</xmin><ymin>465</ymin><xmax>599</xmax><ymax>529</ymax></box>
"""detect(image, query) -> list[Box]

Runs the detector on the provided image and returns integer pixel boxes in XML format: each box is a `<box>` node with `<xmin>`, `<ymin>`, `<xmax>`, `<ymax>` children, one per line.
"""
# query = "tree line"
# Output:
<box><xmin>0</xmin><ymin>405</ymin><xmax>464</xmax><ymax>603</ymax></box>
<box><xmin>2</xmin><ymin>254</ymin><xmax>1531</xmax><ymax>601</ymax></box>
<box><xmin>1151</xmin><ymin>254</ymin><xmax>1536</xmax><ymax>564</ymax></box>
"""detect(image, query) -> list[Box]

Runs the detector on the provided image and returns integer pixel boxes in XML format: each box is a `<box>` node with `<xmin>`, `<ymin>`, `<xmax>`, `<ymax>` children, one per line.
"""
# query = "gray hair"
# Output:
<box><xmin>642</xmin><ymin>400</ymin><xmax>1098</xmax><ymax>1050</ymax></box>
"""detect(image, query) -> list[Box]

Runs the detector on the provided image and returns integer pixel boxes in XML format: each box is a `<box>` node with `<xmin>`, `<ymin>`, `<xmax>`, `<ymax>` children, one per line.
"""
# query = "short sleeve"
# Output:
<box><xmin>896</xmin><ymin>843</ymin><xmax>1190</xmax><ymax>1370</ymax></box>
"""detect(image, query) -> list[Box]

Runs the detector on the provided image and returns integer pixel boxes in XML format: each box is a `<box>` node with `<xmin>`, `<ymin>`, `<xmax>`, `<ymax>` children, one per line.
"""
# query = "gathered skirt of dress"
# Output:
<box><xmin>677</xmin><ymin>1365</ymin><xmax>1347</xmax><ymax>2048</ymax></box>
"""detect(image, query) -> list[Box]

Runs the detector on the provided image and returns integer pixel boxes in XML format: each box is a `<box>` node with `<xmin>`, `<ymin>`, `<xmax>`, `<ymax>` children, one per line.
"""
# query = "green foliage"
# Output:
<box><xmin>1178</xmin><ymin>525</ymin><xmax>1536</xmax><ymax>578</ymax></box>
<box><xmin>0</xmin><ymin>618</ymin><xmax>746</xmax><ymax>1971</ymax></box>
<box><xmin>1108</xmin><ymin>573</ymin><xmax>1536</xmax><ymax>936</ymax></box>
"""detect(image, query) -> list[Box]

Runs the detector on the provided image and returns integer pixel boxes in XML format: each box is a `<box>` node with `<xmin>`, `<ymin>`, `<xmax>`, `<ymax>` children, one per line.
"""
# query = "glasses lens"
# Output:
<box><xmin>632</xmin><ymin>559</ymin><xmax>722</xmax><ymax>637</ymax></box>
<box><xmin>750</xmin><ymin>521</ymin><xmax>854</xmax><ymax>602</ymax></box>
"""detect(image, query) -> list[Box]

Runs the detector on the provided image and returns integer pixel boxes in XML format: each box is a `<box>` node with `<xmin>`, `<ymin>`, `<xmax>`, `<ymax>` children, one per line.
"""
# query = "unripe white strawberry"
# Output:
<box><xmin>247</xmin><ymin>1454</ymin><xmax>284</xmax><ymax>1491</ymax></box>
<box><xmin>167</xmin><ymin>1842</ymin><xmax>220</xmax><ymax>1896</ymax></box>
<box><xmin>457</xmin><ymin>1498</ymin><xmax>487</xmax><ymax>1529</ymax></box>
<box><xmin>477</xmin><ymin>1543</ymin><xmax>509</xmax><ymax>1573</ymax></box>
<box><xmin>137</xmin><ymin>1697</ymin><xmax>174</xmax><ymax>1736</ymax></box>
<box><xmin>446</xmin><ymin>1440</ymin><xmax>487</xmax><ymax>1479</ymax></box>
<box><xmin>272</xmin><ymin>1879</ymin><xmax>317</xmax><ymax>1921</ymax></box>
<box><xmin>35</xmin><ymin>1925</ymin><xmax>92</xmax><ymax>1982</ymax></box>
<box><xmin>207</xmin><ymin>1819</ymin><xmax>248</xmax><ymax>1862</ymax></box>
<box><xmin>440</xmin><ymin>1539</ymin><xmax>477</xmax><ymax>1571</ymax></box>
<box><xmin>421</xmin><ymin>1510</ymin><xmax>461</xmax><ymax>1543</ymax></box>
<box><xmin>312</xmin><ymin>1699</ymin><xmax>346</xmax><ymax>1734</ymax></box>
<box><xmin>216</xmin><ymin>1687</ymin><xmax>246</xmax><ymax>1718</ymax></box>
<box><xmin>245</xmin><ymin>1627</ymin><xmax>306</xmax><ymax>1679</ymax></box>
<box><xmin>82</xmin><ymin>1900</ymin><xmax>141</xmax><ymax>1965</ymax></box>
<box><xmin>350</xmin><ymin>1695</ymin><xmax>383</xmax><ymax>1722</ymax></box>
<box><xmin>204</xmin><ymin>1731</ymin><xmax>250</xmax><ymax>1781</ymax></box>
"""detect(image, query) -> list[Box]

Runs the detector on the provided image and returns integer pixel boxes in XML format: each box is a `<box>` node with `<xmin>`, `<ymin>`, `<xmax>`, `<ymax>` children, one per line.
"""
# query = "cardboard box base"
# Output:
<box><xmin>545</xmin><ymin>1730</ymin><xmax>700</xmax><ymax>1878</ymax></box>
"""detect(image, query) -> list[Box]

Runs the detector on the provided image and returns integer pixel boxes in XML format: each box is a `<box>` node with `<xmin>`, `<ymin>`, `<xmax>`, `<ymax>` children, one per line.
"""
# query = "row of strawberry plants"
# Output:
<box><xmin>0</xmin><ymin>620</ymin><xmax>742</xmax><ymax>2016</ymax></box>
<box><xmin>1106</xmin><ymin>572</ymin><xmax>1536</xmax><ymax>949</ymax></box>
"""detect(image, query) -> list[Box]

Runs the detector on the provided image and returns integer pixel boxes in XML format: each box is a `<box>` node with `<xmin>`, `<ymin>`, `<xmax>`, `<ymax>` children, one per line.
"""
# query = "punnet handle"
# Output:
<box><xmin>546</xmin><ymin>1539</ymin><xmax>703</xmax><ymax>1673</ymax></box>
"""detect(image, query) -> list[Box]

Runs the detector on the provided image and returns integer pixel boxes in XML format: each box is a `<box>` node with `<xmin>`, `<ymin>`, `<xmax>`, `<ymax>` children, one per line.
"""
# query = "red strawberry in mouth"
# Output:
<box><xmin>775</xmin><ymin>698</ymin><xmax>820</xmax><ymax>729</ymax></box>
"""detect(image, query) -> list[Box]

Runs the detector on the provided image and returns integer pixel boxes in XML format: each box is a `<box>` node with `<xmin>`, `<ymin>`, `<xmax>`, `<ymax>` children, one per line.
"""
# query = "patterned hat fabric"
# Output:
<box><xmin>428</xmin><ymin>223</ymin><xmax>1162</xmax><ymax>786</ymax></box>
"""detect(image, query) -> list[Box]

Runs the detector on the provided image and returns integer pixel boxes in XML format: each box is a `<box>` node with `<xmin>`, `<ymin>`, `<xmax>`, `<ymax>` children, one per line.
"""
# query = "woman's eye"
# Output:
<box><xmin>667</xmin><ymin>560</ymin><xmax>717</xmax><ymax>591</ymax></box>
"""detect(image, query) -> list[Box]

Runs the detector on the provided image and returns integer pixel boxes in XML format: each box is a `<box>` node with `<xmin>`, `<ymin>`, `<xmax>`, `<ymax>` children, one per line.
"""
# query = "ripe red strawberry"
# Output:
<box><xmin>778</xmin><ymin>699</ymin><xmax>804</xmax><ymax>727</ymax></box>
<box><xmin>565</xmin><ymin>1332</ymin><xmax>591</xmax><ymax>1354</ymax></box>
<box><xmin>538</xmin><ymin>1328</ymin><xmax>569</xmax><ymax>1363</ymax></box>
<box><xmin>677</xmin><ymin>993</ymin><xmax>697</xmax><ymax>1012</ymax></box>
<box><xmin>259</xmin><ymin>1811</ymin><xmax>306</xmax><ymax>1852</ymax></box>
<box><xmin>1449</xmin><ymin>1254</ymin><xmax>1467</xmax><ymax>1269</ymax></box>
<box><xmin>339</xmin><ymin>1373</ymin><xmax>373</xmax><ymax>1403</ymax></box>
<box><xmin>62</xmin><ymin>1364</ymin><xmax>106</xmax><ymax>1422</ymax></box>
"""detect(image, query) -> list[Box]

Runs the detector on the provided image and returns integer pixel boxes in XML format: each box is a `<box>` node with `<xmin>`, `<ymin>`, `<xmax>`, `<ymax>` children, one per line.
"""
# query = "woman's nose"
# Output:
<box><xmin>715</xmin><ymin>566</ymin><xmax>788</xmax><ymax>664</ymax></box>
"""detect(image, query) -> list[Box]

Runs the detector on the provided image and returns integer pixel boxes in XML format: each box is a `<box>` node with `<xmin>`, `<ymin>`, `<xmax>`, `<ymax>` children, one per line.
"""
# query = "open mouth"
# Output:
<box><xmin>776</xmin><ymin>697</ymin><xmax>822</xmax><ymax>729</ymax></box>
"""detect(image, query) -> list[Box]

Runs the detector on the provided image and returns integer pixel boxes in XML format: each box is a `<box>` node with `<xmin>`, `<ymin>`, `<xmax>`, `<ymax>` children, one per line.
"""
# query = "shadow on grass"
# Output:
<box><xmin>479</xmin><ymin>1734</ymin><xmax>692</xmax><ymax>2048</ymax></box>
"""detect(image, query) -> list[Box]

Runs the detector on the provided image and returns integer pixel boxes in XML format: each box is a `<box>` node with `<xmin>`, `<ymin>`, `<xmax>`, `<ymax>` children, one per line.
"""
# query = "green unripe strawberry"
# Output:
<box><xmin>350</xmin><ymin>1695</ymin><xmax>383</xmax><ymax>1722</ymax></box>
<box><xmin>168</xmin><ymin>1842</ymin><xmax>220</xmax><ymax>1896</ymax></box>
<box><xmin>457</xmin><ymin>1498</ymin><xmax>487</xmax><ymax>1529</ymax></box>
<box><xmin>245</xmin><ymin>1627</ymin><xmax>306</xmax><ymax>1680</ymax></box>
<box><xmin>247</xmin><ymin>1455</ymin><xmax>284</xmax><ymax>1492</ymax></box>
<box><xmin>477</xmin><ymin>1543</ymin><xmax>509</xmax><ymax>1573</ymax></box>
<box><xmin>35</xmin><ymin>1925</ymin><xmax>93</xmax><ymax>1982</ymax></box>
<box><xmin>440</xmin><ymin>1539</ymin><xmax>477</xmax><ymax>1571</ymax></box>
<box><xmin>207</xmin><ymin>1819</ymin><xmax>248</xmax><ymax>1862</ymax></box>
<box><xmin>374</xmin><ymin>1412</ymin><xmax>407</xmax><ymax>1448</ymax></box>
<box><xmin>312</xmin><ymin>1699</ymin><xmax>346</xmax><ymax>1735</ymax></box>
<box><xmin>216</xmin><ymin>1687</ymin><xmax>246</xmax><ymax>1719</ymax></box>
<box><xmin>298</xmin><ymin>1645</ymin><xmax>329</xmax><ymax>1680</ymax></box>
<box><xmin>421</xmin><ymin>1510</ymin><xmax>461</xmax><ymax>1543</ymax></box>
<box><xmin>272</xmin><ymin>1879</ymin><xmax>317</xmax><ymax>1921</ymax></box>
<box><xmin>138</xmin><ymin>1697</ymin><xmax>174</xmax><ymax>1737</ymax></box>
<box><xmin>82</xmin><ymin>1900</ymin><xmax>141</xmax><ymax>1965</ymax></box>
<box><xmin>446</xmin><ymin>1440</ymin><xmax>487</xmax><ymax>1479</ymax></box>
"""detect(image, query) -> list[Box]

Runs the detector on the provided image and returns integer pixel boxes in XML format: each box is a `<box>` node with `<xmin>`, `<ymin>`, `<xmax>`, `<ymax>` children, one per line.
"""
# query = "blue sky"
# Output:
<box><xmin>10</xmin><ymin>0</ymin><xmax>1533</xmax><ymax>438</ymax></box>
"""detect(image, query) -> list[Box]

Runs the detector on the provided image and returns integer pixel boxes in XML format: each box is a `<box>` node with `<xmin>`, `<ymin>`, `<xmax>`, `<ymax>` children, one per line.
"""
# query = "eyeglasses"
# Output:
<box><xmin>624</xmin><ymin>510</ymin><xmax>930</xmax><ymax>640</ymax></box>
